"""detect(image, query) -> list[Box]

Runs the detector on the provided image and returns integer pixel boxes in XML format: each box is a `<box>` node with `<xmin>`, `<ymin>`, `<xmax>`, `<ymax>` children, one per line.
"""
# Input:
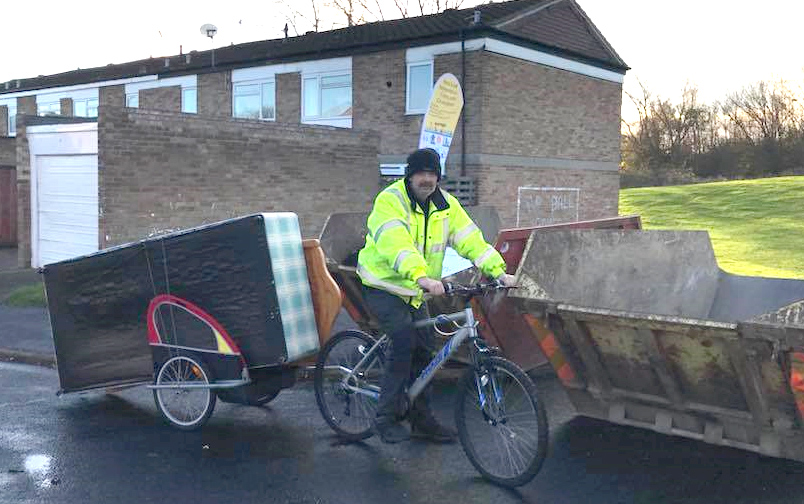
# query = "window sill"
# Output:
<box><xmin>232</xmin><ymin>116</ymin><xmax>277</xmax><ymax>122</ymax></box>
<box><xmin>302</xmin><ymin>117</ymin><xmax>352</xmax><ymax>129</ymax></box>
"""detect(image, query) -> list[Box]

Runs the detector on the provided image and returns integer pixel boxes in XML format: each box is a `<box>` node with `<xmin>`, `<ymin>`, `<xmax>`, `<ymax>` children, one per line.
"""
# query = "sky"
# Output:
<box><xmin>2</xmin><ymin>0</ymin><xmax>803</xmax><ymax>118</ymax></box>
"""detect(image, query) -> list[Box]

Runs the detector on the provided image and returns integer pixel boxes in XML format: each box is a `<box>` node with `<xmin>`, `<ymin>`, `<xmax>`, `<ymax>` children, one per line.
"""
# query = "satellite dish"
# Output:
<box><xmin>200</xmin><ymin>24</ymin><xmax>217</xmax><ymax>39</ymax></box>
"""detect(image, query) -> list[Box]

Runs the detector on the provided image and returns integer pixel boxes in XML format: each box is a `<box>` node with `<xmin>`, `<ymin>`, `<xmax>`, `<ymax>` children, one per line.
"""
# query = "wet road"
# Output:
<box><xmin>2</xmin><ymin>362</ymin><xmax>804</xmax><ymax>504</ymax></box>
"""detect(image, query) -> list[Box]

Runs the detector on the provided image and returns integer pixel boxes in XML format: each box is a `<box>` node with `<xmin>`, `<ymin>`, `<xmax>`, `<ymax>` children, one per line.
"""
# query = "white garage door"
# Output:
<box><xmin>37</xmin><ymin>155</ymin><xmax>98</xmax><ymax>265</ymax></box>
<box><xmin>28</xmin><ymin>122</ymin><xmax>99</xmax><ymax>268</ymax></box>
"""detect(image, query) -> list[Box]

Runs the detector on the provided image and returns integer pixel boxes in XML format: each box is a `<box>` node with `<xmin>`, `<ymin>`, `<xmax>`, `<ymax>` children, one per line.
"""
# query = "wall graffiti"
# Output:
<box><xmin>516</xmin><ymin>187</ymin><xmax>580</xmax><ymax>227</ymax></box>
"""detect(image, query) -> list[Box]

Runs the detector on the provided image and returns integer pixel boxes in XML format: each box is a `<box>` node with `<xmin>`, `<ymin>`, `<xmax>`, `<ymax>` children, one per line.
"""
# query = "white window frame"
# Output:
<box><xmin>231</xmin><ymin>80</ymin><xmax>275</xmax><ymax>121</ymax></box>
<box><xmin>232</xmin><ymin>57</ymin><xmax>352</xmax><ymax>128</ymax></box>
<box><xmin>182</xmin><ymin>87</ymin><xmax>197</xmax><ymax>114</ymax></box>
<box><xmin>73</xmin><ymin>97</ymin><xmax>99</xmax><ymax>118</ymax></box>
<box><xmin>301</xmin><ymin>71</ymin><xmax>352</xmax><ymax>127</ymax></box>
<box><xmin>37</xmin><ymin>102</ymin><xmax>61</xmax><ymax>116</ymax></box>
<box><xmin>380</xmin><ymin>163</ymin><xmax>406</xmax><ymax>176</ymax></box>
<box><xmin>406</xmin><ymin>60</ymin><xmax>434</xmax><ymax>115</ymax></box>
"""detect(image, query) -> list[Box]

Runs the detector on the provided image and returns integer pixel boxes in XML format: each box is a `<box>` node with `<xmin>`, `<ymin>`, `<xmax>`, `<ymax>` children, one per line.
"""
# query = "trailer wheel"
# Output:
<box><xmin>153</xmin><ymin>354</ymin><xmax>216</xmax><ymax>430</ymax></box>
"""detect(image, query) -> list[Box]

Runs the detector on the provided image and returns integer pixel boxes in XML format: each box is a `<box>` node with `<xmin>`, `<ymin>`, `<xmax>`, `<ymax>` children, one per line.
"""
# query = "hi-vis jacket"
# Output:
<box><xmin>357</xmin><ymin>178</ymin><xmax>506</xmax><ymax>307</ymax></box>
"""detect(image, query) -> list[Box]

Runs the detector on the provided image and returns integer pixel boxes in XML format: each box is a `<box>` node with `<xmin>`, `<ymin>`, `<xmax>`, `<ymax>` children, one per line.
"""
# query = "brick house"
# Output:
<box><xmin>0</xmin><ymin>0</ymin><xmax>628</xmax><ymax>268</ymax></box>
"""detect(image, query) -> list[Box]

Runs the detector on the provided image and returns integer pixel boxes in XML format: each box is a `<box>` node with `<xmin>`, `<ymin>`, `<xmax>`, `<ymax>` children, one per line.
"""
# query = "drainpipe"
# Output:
<box><xmin>460</xmin><ymin>27</ymin><xmax>466</xmax><ymax>177</ymax></box>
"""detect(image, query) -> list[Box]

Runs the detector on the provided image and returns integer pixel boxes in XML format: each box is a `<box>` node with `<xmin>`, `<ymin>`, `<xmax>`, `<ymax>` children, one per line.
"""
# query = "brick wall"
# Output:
<box><xmin>0</xmin><ymin>105</ymin><xmax>7</xmax><ymax>136</ymax></box>
<box><xmin>434</xmin><ymin>50</ymin><xmax>486</xmax><ymax>170</ymax></box>
<box><xmin>469</xmin><ymin>163</ymin><xmax>619</xmax><ymax>228</ymax></box>
<box><xmin>15</xmin><ymin>114</ymin><xmax>32</xmax><ymax>267</ymax></box>
<box><xmin>98</xmin><ymin>107</ymin><xmax>380</xmax><ymax>246</ymax></box>
<box><xmin>0</xmin><ymin>166</ymin><xmax>16</xmax><ymax>246</ymax></box>
<box><xmin>276</xmin><ymin>72</ymin><xmax>300</xmax><ymax>124</ymax></box>
<box><xmin>480</xmin><ymin>51</ymin><xmax>622</xmax><ymax>162</ymax></box>
<box><xmin>0</xmin><ymin>136</ymin><xmax>17</xmax><ymax>246</ymax></box>
<box><xmin>14</xmin><ymin>99</ymin><xmax>37</xmax><ymax>264</ymax></box>
<box><xmin>60</xmin><ymin>98</ymin><xmax>73</xmax><ymax>116</ymax></box>
<box><xmin>0</xmin><ymin>137</ymin><xmax>13</xmax><ymax>165</ymax></box>
<box><xmin>100</xmin><ymin>85</ymin><xmax>125</xmax><ymax>108</ymax></box>
<box><xmin>17</xmin><ymin>96</ymin><xmax>36</xmax><ymax>117</ymax></box>
<box><xmin>198</xmin><ymin>72</ymin><xmax>230</xmax><ymax>117</ymax></box>
<box><xmin>139</xmin><ymin>86</ymin><xmax>182</xmax><ymax>112</ymax></box>
<box><xmin>354</xmin><ymin>47</ymin><xmax>621</xmax><ymax>225</ymax></box>
<box><xmin>352</xmin><ymin>49</ymin><xmax>423</xmax><ymax>157</ymax></box>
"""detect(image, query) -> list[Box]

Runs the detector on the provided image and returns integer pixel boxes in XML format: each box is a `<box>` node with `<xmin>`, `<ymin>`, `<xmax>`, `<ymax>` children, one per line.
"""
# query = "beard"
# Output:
<box><xmin>412</xmin><ymin>183</ymin><xmax>436</xmax><ymax>203</ymax></box>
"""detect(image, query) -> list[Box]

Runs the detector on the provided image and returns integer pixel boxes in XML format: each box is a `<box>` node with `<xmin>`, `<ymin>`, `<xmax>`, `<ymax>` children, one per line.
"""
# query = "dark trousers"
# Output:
<box><xmin>362</xmin><ymin>285</ymin><xmax>435</xmax><ymax>420</ymax></box>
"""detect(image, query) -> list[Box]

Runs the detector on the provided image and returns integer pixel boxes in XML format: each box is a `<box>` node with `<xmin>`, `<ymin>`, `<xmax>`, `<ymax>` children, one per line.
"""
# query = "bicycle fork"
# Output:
<box><xmin>471</xmin><ymin>342</ymin><xmax>507</xmax><ymax>425</ymax></box>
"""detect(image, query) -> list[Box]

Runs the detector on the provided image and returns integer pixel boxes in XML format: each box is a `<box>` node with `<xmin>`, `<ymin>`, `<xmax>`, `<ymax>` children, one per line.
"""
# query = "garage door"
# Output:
<box><xmin>37</xmin><ymin>155</ymin><xmax>98</xmax><ymax>266</ymax></box>
<box><xmin>27</xmin><ymin>122</ymin><xmax>99</xmax><ymax>268</ymax></box>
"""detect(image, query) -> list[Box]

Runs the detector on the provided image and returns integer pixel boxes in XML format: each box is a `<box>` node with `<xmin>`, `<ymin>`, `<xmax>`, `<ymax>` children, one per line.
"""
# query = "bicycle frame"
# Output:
<box><xmin>338</xmin><ymin>305</ymin><xmax>480</xmax><ymax>403</ymax></box>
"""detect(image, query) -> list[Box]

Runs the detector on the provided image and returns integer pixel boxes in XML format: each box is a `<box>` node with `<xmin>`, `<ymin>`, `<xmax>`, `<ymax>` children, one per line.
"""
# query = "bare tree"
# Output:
<box><xmin>721</xmin><ymin>79</ymin><xmax>798</xmax><ymax>145</ymax></box>
<box><xmin>275</xmin><ymin>0</ymin><xmax>322</xmax><ymax>35</ymax></box>
<box><xmin>276</xmin><ymin>0</ymin><xmax>473</xmax><ymax>34</ymax></box>
<box><xmin>622</xmin><ymin>81</ymin><xmax>712</xmax><ymax>182</ymax></box>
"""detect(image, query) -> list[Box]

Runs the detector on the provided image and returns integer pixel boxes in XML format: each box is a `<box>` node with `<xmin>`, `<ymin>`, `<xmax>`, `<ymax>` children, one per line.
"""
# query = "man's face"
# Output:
<box><xmin>410</xmin><ymin>171</ymin><xmax>439</xmax><ymax>203</ymax></box>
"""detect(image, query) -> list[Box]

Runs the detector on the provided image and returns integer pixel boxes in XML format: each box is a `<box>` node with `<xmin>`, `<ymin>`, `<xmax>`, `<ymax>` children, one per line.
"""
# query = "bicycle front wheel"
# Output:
<box><xmin>314</xmin><ymin>330</ymin><xmax>384</xmax><ymax>441</ymax></box>
<box><xmin>455</xmin><ymin>357</ymin><xmax>548</xmax><ymax>487</ymax></box>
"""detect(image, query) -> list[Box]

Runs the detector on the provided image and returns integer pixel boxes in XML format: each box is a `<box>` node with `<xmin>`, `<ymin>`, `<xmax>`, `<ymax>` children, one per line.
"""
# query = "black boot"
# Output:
<box><xmin>409</xmin><ymin>408</ymin><xmax>457</xmax><ymax>443</ymax></box>
<box><xmin>374</xmin><ymin>415</ymin><xmax>410</xmax><ymax>444</ymax></box>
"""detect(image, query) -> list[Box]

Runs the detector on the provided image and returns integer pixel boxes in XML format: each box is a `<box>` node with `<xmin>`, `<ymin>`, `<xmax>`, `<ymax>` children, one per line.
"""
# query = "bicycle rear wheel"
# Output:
<box><xmin>455</xmin><ymin>357</ymin><xmax>548</xmax><ymax>487</ymax></box>
<box><xmin>314</xmin><ymin>330</ymin><xmax>385</xmax><ymax>441</ymax></box>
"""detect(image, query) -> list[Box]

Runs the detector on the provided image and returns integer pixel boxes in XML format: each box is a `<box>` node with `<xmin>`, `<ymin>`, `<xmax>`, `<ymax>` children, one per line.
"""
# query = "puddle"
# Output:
<box><xmin>24</xmin><ymin>454</ymin><xmax>57</xmax><ymax>489</ymax></box>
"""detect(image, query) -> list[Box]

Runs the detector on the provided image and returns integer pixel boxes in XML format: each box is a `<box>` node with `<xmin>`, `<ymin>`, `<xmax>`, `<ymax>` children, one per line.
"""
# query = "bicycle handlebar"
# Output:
<box><xmin>442</xmin><ymin>280</ymin><xmax>514</xmax><ymax>298</ymax></box>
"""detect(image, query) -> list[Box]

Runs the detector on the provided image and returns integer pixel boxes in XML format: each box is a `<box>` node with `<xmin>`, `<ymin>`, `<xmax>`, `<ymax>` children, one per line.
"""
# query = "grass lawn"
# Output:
<box><xmin>3</xmin><ymin>283</ymin><xmax>46</xmax><ymax>308</ymax></box>
<box><xmin>620</xmin><ymin>176</ymin><xmax>804</xmax><ymax>279</ymax></box>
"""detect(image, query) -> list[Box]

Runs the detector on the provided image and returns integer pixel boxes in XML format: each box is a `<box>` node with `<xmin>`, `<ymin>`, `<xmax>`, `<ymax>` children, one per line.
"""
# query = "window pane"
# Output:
<box><xmin>182</xmin><ymin>88</ymin><xmax>197</xmax><ymax>114</ymax></box>
<box><xmin>74</xmin><ymin>100</ymin><xmax>87</xmax><ymax>117</ymax></box>
<box><xmin>8</xmin><ymin>110</ymin><xmax>16</xmax><ymax>135</ymax></box>
<box><xmin>126</xmin><ymin>94</ymin><xmax>139</xmax><ymax>108</ymax></box>
<box><xmin>38</xmin><ymin>103</ymin><xmax>59</xmax><ymax>116</ymax></box>
<box><xmin>408</xmin><ymin>64</ymin><xmax>432</xmax><ymax>111</ymax></box>
<box><xmin>321</xmin><ymin>85</ymin><xmax>352</xmax><ymax>118</ymax></box>
<box><xmin>321</xmin><ymin>74</ymin><xmax>350</xmax><ymax>87</ymax></box>
<box><xmin>87</xmin><ymin>98</ymin><xmax>99</xmax><ymax>117</ymax></box>
<box><xmin>261</xmin><ymin>82</ymin><xmax>275</xmax><ymax>119</ymax></box>
<box><xmin>234</xmin><ymin>94</ymin><xmax>260</xmax><ymax>118</ymax></box>
<box><xmin>303</xmin><ymin>78</ymin><xmax>319</xmax><ymax>118</ymax></box>
<box><xmin>234</xmin><ymin>84</ymin><xmax>259</xmax><ymax>95</ymax></box>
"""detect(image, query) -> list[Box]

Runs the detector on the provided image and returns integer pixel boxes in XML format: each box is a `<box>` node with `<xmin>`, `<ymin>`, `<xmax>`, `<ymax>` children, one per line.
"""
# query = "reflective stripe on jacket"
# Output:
<box><xmin>357</xmin><ymin>178</ymin><xmax>506</xmax><ymax>307</ymax></box>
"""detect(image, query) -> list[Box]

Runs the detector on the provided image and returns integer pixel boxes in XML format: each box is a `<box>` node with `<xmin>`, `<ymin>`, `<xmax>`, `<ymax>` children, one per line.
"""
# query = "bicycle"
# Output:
<box><xmin>314</xmin><ymin>281</ymin><xmax>548</xmax><ymax>487</ymax></box>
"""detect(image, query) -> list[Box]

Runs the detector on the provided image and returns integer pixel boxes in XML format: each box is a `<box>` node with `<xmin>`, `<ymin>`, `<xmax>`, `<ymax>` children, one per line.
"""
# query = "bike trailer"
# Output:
<box><xmin>42</xmin><ymin>213</ymin><xmax>321</xmax><ymax>395</ymax></box>
<box><xmin>509</xmin><ymin>228</ymin><xmax>804</xmax><ymax>461</ymax></box>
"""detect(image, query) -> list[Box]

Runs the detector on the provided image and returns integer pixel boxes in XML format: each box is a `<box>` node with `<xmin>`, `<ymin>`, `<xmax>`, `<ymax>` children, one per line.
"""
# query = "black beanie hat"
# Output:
<box><xmin>405</xmin><ymin>148</ymin><xmax>442</xmax><ymax>181</ymax></box>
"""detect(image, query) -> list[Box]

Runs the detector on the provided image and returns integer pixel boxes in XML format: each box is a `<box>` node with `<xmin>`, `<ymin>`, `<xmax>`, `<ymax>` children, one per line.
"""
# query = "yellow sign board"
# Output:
<box><xmin>418</xmin><ymin>73</ymin><xmax>464</xmax><ymax>175</ymax></box>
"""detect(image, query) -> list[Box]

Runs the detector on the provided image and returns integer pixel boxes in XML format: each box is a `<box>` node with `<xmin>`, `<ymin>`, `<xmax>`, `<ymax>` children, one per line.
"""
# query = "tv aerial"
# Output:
<box><xmin>200</xmin><ymin>24</ymin><xmax>218</xmax><ymax>67</ymax></box>
<box><xmin>200</xmin><ymin>23</ymin><xmax>217</xmax><ymax>39</ymax></box>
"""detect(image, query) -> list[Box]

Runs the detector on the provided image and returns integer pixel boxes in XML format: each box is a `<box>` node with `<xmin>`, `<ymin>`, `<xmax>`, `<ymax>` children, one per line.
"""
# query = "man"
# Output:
<box><xmin>357</xmin><ymin>147</ymin><xmax>516</xmax><ymax>444</ymax></box>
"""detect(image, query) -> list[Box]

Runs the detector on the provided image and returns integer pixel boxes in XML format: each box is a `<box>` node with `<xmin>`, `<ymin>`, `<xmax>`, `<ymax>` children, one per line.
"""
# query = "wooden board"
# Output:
<box><xmin>303</xmin><ymin>239</ymin><xmax>342</xmax><ymax>347</ymax></box>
